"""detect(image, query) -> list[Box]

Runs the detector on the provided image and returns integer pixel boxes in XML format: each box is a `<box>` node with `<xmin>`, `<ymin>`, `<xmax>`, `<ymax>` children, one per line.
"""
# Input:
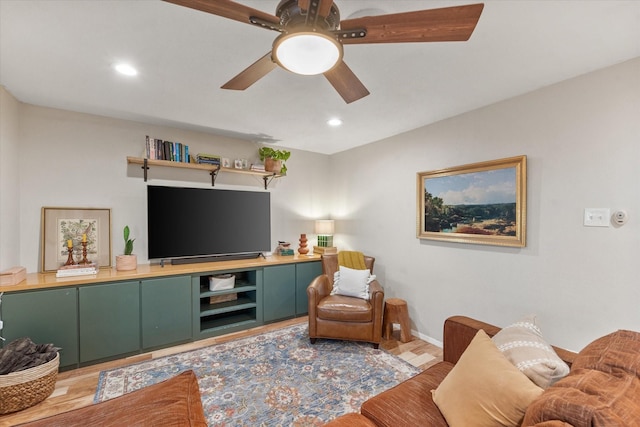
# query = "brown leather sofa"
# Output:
<box><xmin>325</xmin><ymin>315</ymin><xmax>640</xmax><ymax>426</ymax></box>
<box><xmin>307</xmin><ymin>254</ymin><xmax>384</xmax><ymax>348</ymax></box>
<box><xmin>16</xmin><ymin>370</ymin><xmax>207</xmax><ymax>427</ymax></box>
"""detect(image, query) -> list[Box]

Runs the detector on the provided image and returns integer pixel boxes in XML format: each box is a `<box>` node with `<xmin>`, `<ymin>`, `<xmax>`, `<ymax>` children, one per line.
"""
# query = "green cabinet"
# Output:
<box><xmin>141</xmin><ymin>276</ymin><xmax>192</xmax><ymax>350</ymax></box>
<box><xmin>263</xmin><ymin>264</ymin><xmax>296</xmax><ymax>322</ymax></box>
<box><xmin>78</xmin><ymin>281</ymin><xmax>140</xmax><ymax>364</ymax></box>
<box><xmin>295</xmin><ymin>261</ymin><xmax>322</xmax><ymax>315</ymax></box>
<box><xmin>1</xmin><ymin>288</ymin><xmax>78</xmax><ymax>369</ymax></box>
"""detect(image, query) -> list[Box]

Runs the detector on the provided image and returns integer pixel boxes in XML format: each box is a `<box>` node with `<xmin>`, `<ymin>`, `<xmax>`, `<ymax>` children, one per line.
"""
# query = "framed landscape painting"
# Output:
<box><xmin>416</xmin><ymin>156</ymin><xmax>527</xmax><ymax>247</ymax></box>
<box><xmin>41</xmin><ymin>207</ymin><xmax>112</xmax><ymax>271</ymax></box>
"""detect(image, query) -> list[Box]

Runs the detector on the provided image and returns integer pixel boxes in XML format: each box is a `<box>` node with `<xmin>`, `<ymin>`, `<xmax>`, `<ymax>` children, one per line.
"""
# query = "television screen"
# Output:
<box><xmin>147</xmin><ymin>185</ymin><xmax>271</xmax><ymax>262</ymax></box>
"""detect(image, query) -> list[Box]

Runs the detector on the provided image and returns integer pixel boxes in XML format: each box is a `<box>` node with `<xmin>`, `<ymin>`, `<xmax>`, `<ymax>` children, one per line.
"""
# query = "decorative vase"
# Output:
<box><xmin>298</xmin><ymin>233</ymin><xmax>309</xmax><ymax>255</ymax></box>
<box><xmin>116</xmin><ymin>254</ymin><xmax>137</xmax><ymax>271</ymax></box>
<box><xmin>264</xmin><ymin>158</ymin><xmax>282</xmax><ymax>174</ymax></box>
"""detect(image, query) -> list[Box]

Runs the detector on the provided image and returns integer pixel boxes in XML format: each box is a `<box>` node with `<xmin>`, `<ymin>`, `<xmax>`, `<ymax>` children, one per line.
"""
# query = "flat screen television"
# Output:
<box><xmin>147</xmin><ymin>185</ymin><xmax>271</xmax><ymax>263</ymax></box>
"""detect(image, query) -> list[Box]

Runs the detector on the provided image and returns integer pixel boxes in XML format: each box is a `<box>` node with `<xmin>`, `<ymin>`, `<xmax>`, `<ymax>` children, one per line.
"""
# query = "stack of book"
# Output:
<box><xmin>56</xmin><ymin>263</ymin><xmax>98</xmax><ymax>278</ymax></box>
<box><xmin>196</xmin><ymin>153</ymin><xmax>221</xmax><ymax>166</ymax></box>
<box><xmin>250</xmin><ymin>164</ymin><xmax>266</xmax><ymax>172</ymax></box>
<box><xmin>313</xmin><ymin>246</ymin><xmax>337</xmax><ymax>255</ymax></box>
<box><xmin>146</xmin><ymin>135</ymin><xmax>190</xmax><ymax>163</ymax></box>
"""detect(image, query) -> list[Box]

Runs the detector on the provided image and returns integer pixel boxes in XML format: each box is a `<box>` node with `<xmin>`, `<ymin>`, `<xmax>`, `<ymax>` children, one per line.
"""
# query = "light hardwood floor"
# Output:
<box><xmin>0</xmin><ymin>317</ymin><xmax>442</xmax><ymax>426</ymax></box>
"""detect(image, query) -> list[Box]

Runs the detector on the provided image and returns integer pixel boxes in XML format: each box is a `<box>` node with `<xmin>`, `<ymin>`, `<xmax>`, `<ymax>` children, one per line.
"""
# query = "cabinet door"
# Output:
<box><xmin>296</xmin><ymin>261</ymin><xmax>322</xmax><ymax>316</ymax></box>
<box><xmin>263</xmin><ymin>264</ymin><xmax>296</xmax><ymax>322</ymax></box>
<box><xmin>1</xmin><ymin>288</ymin><xmax>79</xmax><ymax>369</ymax></box>
<box><xmin>78</xmin><ymin>281</ymin><xmax>140</xmax><ymax>364</ymax></box>
<box><xmin>141</xmin><ymin>276</ymin><xmax>192</xmax><ymax>350</ymax></box>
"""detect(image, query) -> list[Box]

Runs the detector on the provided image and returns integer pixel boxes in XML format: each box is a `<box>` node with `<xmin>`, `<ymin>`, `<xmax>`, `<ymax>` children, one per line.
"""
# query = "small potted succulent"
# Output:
<box><xmin>258</xmin><ymin>147</ymin><xmax>290</xmax><ymax>175</ymax></box>
<box><xmin>115</xmin><ymin>225</ymin><xmax>137</xmax><ymax>271</ymax></box>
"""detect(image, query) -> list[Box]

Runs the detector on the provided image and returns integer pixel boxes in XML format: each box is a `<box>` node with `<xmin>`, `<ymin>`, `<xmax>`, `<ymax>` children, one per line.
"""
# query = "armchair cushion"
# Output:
<box><xmin>331</xmin><ymin>266</ymin><xmax>374</xmax><ymax>300</ymax></box>
<box><xmin>317</xmin><ymin>295</ymin><xmax>373</xmax><ymax>322</ymax></box>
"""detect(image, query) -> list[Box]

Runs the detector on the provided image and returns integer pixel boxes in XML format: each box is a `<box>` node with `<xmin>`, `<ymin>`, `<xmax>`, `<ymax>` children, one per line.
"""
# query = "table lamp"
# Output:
<box><xmin>313</xmin><ymin>219</ymin><xmax>337</xmax><ymax>254</ymax></box>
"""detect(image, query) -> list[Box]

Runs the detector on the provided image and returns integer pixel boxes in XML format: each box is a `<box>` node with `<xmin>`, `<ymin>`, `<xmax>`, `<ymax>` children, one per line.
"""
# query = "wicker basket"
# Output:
<box><xmin>0</xmin><ymin>353</ymin><xmax>59</xmax><ymax>415</ymax></box>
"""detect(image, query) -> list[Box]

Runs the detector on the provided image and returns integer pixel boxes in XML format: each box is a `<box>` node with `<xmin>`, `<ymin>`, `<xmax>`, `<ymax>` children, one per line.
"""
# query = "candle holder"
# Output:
<box><xmin>64</xmin><ymin>246</ymin><xmax>76</xmax><ymax>266</ymax></box>
<box><xmin>77</xmin><ymin>241</ymin><xmax>90</xmax><ymax>265</ymax></box>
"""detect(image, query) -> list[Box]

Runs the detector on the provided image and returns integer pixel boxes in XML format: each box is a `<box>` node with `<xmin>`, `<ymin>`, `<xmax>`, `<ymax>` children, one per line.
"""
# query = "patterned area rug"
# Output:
<box><xmin>95</xmin><ymin>323</ymin><xmax>420</xmax><ymax>426</ymax></box>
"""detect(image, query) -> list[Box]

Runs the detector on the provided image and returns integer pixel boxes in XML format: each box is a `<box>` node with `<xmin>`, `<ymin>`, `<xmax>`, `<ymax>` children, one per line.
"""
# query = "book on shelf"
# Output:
<box><xmin>145</xmin><ymin>135</ymin><xmax>190</xmax><ymax>163</ymax></box>
<box><xmin>250</xmin><ymin>164</ymin><xmax>266</xmax><ymax>172</ymax></box>
<box><xmin>56</xmin><ymin>262</ymin><xmax>98</xmax><ymax>278</ymax></box>
<box><xmin>196</xmin><ymin>153</ymin><xmax>221</xmax><ymax>166</ymax></box>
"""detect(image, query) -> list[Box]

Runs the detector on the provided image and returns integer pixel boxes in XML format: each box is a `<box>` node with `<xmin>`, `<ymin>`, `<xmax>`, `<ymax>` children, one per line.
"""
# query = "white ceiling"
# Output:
<box><xmin>1</xmin><ymin>1</ymin><xmax>639</xmax><ymax>155</ymax></box>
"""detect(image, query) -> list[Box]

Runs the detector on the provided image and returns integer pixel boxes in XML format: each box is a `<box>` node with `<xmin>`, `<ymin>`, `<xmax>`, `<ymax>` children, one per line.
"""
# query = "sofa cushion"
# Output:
<box><xmin>360</xmin><ymin>361</ymin><xmax>452</xmax><ymax>427</ymax></box>
<box><xmin>323</xmin><ymin>413</ymin><xmax>379</xmax><ymax>426</ymax></box>
<box><xmin>17</xmin><ymin>370</ymin><xmax>207</xmax><ymax>427</ymax></box>
<box><xmin>492</xmin><ymin>315</ymin><xmax>570</xmax><ymax>388</ymax></box>
<box><xmin>432</xmin><ymin>329</ymin><xmax>543</xmax><ymax>427</ymax></box>
<box><xmin>522</xmin><ymin>329</ymin><xmax>640</xmax><ymax>426</ymax></box>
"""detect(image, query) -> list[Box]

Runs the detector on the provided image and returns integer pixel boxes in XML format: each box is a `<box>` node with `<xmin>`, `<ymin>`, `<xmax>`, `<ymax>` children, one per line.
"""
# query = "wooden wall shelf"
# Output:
<box><xmin>126</xmin><ymin>157</ymin><xmax>281</xmax><ymax>189</ymax></box>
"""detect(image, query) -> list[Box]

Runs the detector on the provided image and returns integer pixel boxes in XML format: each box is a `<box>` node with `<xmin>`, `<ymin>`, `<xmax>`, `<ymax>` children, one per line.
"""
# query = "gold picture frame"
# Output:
<box><xmin>416</xmin><ymin>156</ymin><xmax>527</xmax><ymax>247</ymax></box>
<box><xmin>41</xmin><ymin>207</ymin><xmax>112</xmax><ymax>272</ymax></box>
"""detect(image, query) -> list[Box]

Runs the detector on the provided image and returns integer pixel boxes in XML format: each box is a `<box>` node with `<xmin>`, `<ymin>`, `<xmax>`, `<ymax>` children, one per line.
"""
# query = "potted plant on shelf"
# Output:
<box><xmin>258</xmin><ymin>147</ymin><xmax>290</xmax><ymax>175</ymax></box>
<box><xmin>115</xmin><ymin>225</ymin><xmax>137</xmax><ymax>271</ymax></box>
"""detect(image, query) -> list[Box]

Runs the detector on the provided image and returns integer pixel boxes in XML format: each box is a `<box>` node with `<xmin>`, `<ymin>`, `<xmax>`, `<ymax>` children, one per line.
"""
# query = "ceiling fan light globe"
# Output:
<box><xmin>273</xmin><ymin>32</ymin><xmax>343</xmax><ymax>76</ymax></box>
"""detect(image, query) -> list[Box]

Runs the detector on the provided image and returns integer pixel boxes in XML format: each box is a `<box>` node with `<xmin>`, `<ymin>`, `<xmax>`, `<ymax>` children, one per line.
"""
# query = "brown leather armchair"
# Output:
<box><xmin>307</xmin><ymin>254</ymin><xmax>384</xmax><ymax>348</ymax></box>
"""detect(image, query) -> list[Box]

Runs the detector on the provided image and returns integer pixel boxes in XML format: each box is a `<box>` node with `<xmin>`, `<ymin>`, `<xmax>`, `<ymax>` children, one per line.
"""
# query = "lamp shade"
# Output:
<box><xmin>315</xmin><ymin>219</ymin><xmax>335</xmax><ymax>235</ymax></box>
<box><xmin>273</xmin><ymin>31</ymin><xmax>343</xmax><ymax>76</ymax></box>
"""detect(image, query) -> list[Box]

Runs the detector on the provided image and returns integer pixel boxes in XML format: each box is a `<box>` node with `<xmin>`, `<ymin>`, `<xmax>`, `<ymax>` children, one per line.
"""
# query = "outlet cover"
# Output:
<box><xmin>584</xmin><ymin>208</ymin><xmax>610</xmax><ymax>227</ymax></box>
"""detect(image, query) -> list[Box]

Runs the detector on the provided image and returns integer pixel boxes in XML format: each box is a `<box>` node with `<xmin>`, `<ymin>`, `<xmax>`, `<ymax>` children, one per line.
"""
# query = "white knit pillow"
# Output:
<box><xmin>492</xmin><ymin>315</ymin><xmax>570</xmax><ymax>389</ymax></box>
<box><xmin>330</xmin><ymin>266</ymin><xmax>375</xmax><ymax>300</ymax></box>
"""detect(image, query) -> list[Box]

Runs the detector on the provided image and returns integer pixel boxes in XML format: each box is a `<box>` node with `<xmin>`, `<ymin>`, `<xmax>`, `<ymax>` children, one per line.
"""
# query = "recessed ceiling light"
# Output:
<box><xmin>327</xmin><ymin>118</ymin><xmax>343</xmax><ymax>127</ymax></box>
<box><xmin>114</xmin><ymin>63</ymin><xmax>138</xmax><ymax>76</ymax></box>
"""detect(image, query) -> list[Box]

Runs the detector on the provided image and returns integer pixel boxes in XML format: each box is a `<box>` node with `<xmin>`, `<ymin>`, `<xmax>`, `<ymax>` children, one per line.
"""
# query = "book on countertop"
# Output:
<box><xmin>313</xmin><ymin>246</ymin><xmax>337</xmax><ymax>255</ymax></box>
<box><xmin>56</xmin><ymin>262</ymin><xmax>98</xmax><ymax>278</ymax></box>
<box><xmin>279</xmin><ymin>249</ymin><xmax>295</xmax><ymax>256</ymax></box>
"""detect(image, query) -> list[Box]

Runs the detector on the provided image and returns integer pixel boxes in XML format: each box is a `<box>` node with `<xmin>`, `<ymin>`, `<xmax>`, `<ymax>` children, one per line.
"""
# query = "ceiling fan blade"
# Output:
<box><xmin>339</xmin><ymin>3</ymin><xmax>484</xmax><ymax>44</ymax></box>
<box><xmin>221</xmin><ymin>52</ymin><xmax>277</xmax><ymax>90</ymax></box>
<box><xmin>324</xmin><ymin>61</ymin><xmax>370</xmax><ymax>104</ymax></box>
<box><xmin>163</xmin><ymin>0</ymin><xmax>280</xmax><ymax>28</ymax></box>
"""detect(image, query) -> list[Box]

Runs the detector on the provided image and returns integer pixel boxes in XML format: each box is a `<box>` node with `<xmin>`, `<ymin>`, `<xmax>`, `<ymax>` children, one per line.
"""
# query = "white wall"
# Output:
<box><xmin>0</xmin><ymin>87</ymin><xmax>21</xmax><ymax>270</ymax></box>
<box><xmin>331</xmin><ymin>58</ymin><xmax>640</xmax><ymax>352</ymax></box>
<box><xmin>13</xmin><ymin>104</ymin><xmax>331</xmax><ymax>272</ymax></box>
<box><xmin>5</xmin><ymin>59</ymin><xmax>639</xmax><ymax>352</ymax></box>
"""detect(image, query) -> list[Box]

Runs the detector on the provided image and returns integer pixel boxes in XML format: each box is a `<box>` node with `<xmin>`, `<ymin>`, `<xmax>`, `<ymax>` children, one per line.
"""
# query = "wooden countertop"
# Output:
<box><xmin>0</xmin><ymin>254</ymin><xmax>321</xmax><ymax>293</ymax></box>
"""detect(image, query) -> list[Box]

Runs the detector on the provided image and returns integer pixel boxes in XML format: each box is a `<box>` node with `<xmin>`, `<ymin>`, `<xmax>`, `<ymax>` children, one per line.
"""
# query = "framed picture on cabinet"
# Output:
<box><xmin>416</xmin><ymin>155</ymin><xmax>527</xmax><ymax>247</ymax></box>
<box><xmin>41</xmin><ymin>207</ymin><xmax>112</xmax><ymax>272</ymax></box>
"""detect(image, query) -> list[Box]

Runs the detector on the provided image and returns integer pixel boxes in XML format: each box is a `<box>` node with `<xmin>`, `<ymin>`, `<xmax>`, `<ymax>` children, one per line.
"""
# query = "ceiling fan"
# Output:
<box><xmin>163</xmin><ymin>0</ymin><xmax>484</xmax><ymax>103</ymax></box>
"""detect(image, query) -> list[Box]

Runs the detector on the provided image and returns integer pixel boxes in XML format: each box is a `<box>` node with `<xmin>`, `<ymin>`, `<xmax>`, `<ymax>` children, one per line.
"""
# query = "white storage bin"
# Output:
<box><xmin>209</xmin><ymin>274</ymin><xmax>235</xmax><ymax>291</ymax></box>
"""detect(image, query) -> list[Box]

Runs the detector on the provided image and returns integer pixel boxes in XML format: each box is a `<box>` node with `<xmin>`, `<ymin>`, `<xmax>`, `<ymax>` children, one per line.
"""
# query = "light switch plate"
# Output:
<box><xmin>584</xmin><ymin>208</ymin><xmax>610</xmax><ymax>227</ymax></box>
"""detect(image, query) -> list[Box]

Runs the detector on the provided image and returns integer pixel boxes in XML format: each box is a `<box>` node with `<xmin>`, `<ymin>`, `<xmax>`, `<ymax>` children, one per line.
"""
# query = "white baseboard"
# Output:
<box><xmin>391</xmin><ymin>325</ymin><xmax>442</xmax><ymax>348</ymax></box>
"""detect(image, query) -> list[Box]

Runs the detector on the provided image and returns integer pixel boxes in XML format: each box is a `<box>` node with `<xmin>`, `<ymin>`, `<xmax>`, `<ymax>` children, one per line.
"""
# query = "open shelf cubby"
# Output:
<box><xmin>193</xmin><ymin>269</ymin><xmax>262</xmax><ymax>337</ymax></box>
